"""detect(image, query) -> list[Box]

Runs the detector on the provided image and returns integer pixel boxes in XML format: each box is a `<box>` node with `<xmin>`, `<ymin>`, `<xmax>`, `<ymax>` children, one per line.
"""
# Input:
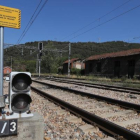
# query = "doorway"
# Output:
<box><xmin>128</xmin><ymin>60</ymin><xmax>135</xmax><ymax>78</ymax></box>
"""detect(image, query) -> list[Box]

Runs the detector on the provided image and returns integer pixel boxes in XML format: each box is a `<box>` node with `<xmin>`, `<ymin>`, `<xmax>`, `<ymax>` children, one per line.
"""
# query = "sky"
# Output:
<box><xmin>1</xmin><ymin>0</ymin><xmax>140</xmax><ymax>45</ymax></box>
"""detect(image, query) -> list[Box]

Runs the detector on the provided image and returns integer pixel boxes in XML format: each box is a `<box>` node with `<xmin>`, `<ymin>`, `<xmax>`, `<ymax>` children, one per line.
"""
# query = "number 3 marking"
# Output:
<box><xmin>10</xmin><ymin>122</ymin><xmax>16</xmax><ymax>132</ymax></box>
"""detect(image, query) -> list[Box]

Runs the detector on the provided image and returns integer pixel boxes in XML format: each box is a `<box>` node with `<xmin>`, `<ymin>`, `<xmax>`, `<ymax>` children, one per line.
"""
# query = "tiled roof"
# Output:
<box><xmin>86</xmin><ymin>48</ymin><xmax>140</xmax><ymax>61</ymax></box>
<box><xmin>3</xmin><ymin>66</ymin><xmax>11</xmax><ymax>69</ymax></box>
<box><xmin>63</xmin><ymin>58</ymin><xmax>79</xmax><ymax>64</ymax></box>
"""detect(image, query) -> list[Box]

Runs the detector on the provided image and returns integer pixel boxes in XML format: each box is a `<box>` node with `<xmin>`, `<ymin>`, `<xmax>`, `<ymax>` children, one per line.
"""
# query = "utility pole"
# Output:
<box><xmin>39</xmin><ymin>60</ymin><xmax>41</xmax><ymax>77</ymax></box>
<box><xmin>21</xmin><ymin>47</ymin><xmax>23</xmax><ymax>55</ymax></box>
<box><xmin>30</xmin><ymin>50</ymin><xmax>32</xmax><ymax>55</ymax></box>
<box><xmin>98</xmin><ymin>38</ymin><xmax>101</xmax><ymax>43</ymax></box>
<box><xmin>36</xmin><ymin>54</ymin><xmax>38</xmax><ymax>73</ymax></box>
<box><xmin>68</xmin><ymin>43</ymin><xmax>71</xmax><ymax>76</ymax></box>
<box><xmin>11</xmin><ymin>56</ymin><xmax>12</xmax><ymax>70</ymax></box>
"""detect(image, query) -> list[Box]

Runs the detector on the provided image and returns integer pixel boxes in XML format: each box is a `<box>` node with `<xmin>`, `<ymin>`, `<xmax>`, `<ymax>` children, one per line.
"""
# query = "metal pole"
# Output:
<box><xmin>68</xmin><ymin>43</ymin><xmax>71</xmax><ymax>76</ymax></box>
<box><xmin>22</xmin><ymin>47</ymin><xmax>23</xmax><ymax>55</ymax></box>
<box><xmin>36</xmin><ymin>54</ymin><xmax>38</xmax><ymax>73</ymax></box>
<box><xmin>39</xmin><ymin>60</ymin><xmax>40</xmax><ymax>78</ymax></box>
<box><xmin>0</xmin><ymin>27</ymin><xmax>4</xmax><ymax>96</ymax></box>
<box><xmin>30</xmin><ymin>50</ymin><xmax>32</xmax><ymax>55</ymax></box>
<box><xmin>11</xmin><ymin>56</ymin><xmax>12</xmax><ymax>70</ymax></box>
<box><xmin>0</xmin><ymin>27</ymin><xmax>5</xmax><ymax>111</ymax></box>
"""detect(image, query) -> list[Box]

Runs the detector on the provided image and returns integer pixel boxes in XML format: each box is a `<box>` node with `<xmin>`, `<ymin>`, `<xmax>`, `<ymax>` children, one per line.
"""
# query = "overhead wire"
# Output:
<box><xmin>17</xmin><ymin>0</ymin><xmax>49</xmax><ymax>45</ymax></box>
<box><xmin>17</xmin><ymin>0</ymin><xmax>43</xmax><ymax>44</ymax></box>
<box><xmin>68</xmin><ymin>4</ymin><xmax>140</xmax><ymax>41</ymax></box>
<box><xmin>61</xmin><ymin>46</ymin><xmax>69</xmax><ymax>51</ymax></box>
<box><xmin>61</xmin><ymin>0</ymin><xmax>132</xmax><ymax>41</ymax></box>
<box><xmin>124</xmin><ymin>36</ymin><xmax>140</xmax><ymax>44</ymax></box>
<box><xmin>133</xmin><ymin>36</ymin><xmax>140</xmax><ymax>40</ymax></box>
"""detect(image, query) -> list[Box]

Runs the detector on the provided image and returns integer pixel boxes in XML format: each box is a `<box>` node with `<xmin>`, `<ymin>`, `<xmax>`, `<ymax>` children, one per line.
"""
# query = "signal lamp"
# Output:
<box><xmin>9</xmin><ymin>72</ymin><xmax>32</xmax><ymax>113</ymax></box>
<box><xmin>38</xmin><ymin>42</ymin><xmax>43</xmax><ymax>51</ymax></box>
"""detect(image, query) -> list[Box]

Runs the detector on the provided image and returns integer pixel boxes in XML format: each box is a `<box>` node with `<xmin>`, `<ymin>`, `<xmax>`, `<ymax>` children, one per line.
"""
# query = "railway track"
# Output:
<box><xmin>32</xmin><ymin>79</ymin><xmax>140</xmax><ymax>140</ymax></box>
<box><xmin>46</xmin><ymin>77</ymin><xmax>140</xmax><ymax>95</ymax></box>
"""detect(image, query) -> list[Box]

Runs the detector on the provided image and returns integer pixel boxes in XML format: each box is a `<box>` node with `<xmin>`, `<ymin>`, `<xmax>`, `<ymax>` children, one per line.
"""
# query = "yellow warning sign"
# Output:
<box><xmin>0</xmin><ymin>5</ymin><xmax>21</xmax><ymax>29</ymax></box>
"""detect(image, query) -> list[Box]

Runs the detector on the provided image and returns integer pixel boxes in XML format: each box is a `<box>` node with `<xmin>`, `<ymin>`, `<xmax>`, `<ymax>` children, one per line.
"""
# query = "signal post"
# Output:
<box><xmin>0</xmin><ymin>5</ymin><xmax>21</xmax><ymax>115</ymax></box>
<box><xmin>38</xmin><ymin>42</ymin><xmax>43</xmax><ymax>78</ymax></box>
<box><xmin>0</xmin><ymin>27</ymin><xmax>5</xmax><ymax>112</ymax></box>
<box><xmin>0</xmin><ymin>5</ymin><xmax>44</xmax><ymax>139</ymax></box>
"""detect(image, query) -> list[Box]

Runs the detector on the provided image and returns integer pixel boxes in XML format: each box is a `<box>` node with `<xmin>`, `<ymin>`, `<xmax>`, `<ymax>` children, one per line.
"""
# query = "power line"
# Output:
<box><xmin>133</xmin><ymin>36</ymin><xmax>140</xmax><ymax>40</ymax></box>
<box><xmin>61</xmin><ymin>46</ymin><xmax>69</xmax><ymax>51</ymax></box>
<box><xmin>17</xmin><ymin>0</ymin><xmax>49</xmax><ymax>44</ymax></box>
<box><xmin>17</xmin><ymin>0</ymin><xmax>43</xmax><ymax>44</ymax></box>
<box><xmin>125</xmin><ymin>36</ymin><xmax>140</xmax><ymax>43</ymax></box>
<box><xmin>61</xmin><ymin>0</ymin><xmax>132</xmax><ymax>41</ymax></box>
<box><xmin>68</xmin><ymin>4</ymin><xmax>140</xmax><ymax>41</ymax></box>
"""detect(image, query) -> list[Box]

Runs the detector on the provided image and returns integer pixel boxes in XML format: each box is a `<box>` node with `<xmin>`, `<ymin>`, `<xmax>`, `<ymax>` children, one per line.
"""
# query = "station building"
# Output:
<box><xmin>63</xmin><ymin>58</ymin><xmax>85</xmax><ymax>74</ymax></box>
<box><xmin>85</xmin><ymin>48</ymin><xmax>140</xmax><ymax>78</ymax></box>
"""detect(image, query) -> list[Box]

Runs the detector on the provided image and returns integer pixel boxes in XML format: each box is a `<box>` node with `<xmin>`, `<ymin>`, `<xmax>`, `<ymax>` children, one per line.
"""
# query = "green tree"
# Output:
<box><xmin>41</xmin><ymin>52</ymin><xmax>59</xmax><ymax>73</ymax></box>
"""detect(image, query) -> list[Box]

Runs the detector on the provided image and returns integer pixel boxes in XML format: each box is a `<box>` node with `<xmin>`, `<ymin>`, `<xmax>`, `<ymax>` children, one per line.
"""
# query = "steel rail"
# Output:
<box><xmin>32</xmin><ymin>80</ymin><xmax>140</xmax><ymax>112</ymax></box>
<box><xmin>47</xmin><ymin>78</ymin><xmax>140</xmax><ymax>95</ymax></box>
<box><xmin>31</xmin><ymin>86</ymin><xmax>140</xmax><ymax>140</ymax></box>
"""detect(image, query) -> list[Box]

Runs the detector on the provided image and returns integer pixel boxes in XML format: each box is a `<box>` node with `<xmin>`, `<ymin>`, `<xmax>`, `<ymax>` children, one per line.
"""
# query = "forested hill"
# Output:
<box><xmin>4</xmin><ymin>41</ymin><xmax>140</xmax><ymax>73</ymax></box>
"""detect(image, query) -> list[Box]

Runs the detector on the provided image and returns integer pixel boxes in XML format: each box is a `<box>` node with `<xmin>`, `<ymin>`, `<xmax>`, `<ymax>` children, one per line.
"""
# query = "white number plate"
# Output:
<box><xmin>0</xmin><ymin>119</ymin><xmax>17</xmax><ymax>136</ymax></box>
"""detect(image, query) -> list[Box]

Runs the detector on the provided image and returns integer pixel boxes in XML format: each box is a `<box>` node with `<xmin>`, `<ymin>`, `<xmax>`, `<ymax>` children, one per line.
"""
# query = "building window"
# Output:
<box><xmin>97</xmin><ymin>62</ymin><xmax>101</xmax><ymax>72</ymax></box>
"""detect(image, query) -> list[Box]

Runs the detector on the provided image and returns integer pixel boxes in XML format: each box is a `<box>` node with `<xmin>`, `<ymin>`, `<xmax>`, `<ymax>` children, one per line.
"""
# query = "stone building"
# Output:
<box><xmin>85</xmin><ymin>48</ymin><xmax>140</xmax><ymax>78</ymax></box>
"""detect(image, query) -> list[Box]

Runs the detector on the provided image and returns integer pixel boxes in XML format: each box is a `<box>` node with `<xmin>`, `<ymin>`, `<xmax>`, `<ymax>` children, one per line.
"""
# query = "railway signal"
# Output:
<box><xmin>38</xmin><ymin>42</ymin><xmax>43</xmax><ymax>59</ymax></box>
<box><xmin>9</xmin><ymin>72</ymin><xmax>32</xmax><ymax>115</ymax></box>
<box><xmin>38</xmin><ymin>42</ymin><xmax>43</xmax><ymax>50</ymax></box>
<box><xmin>38</xmin><ymin>42</ymin><xmax>43</xmax><ymax>77</ymax></box>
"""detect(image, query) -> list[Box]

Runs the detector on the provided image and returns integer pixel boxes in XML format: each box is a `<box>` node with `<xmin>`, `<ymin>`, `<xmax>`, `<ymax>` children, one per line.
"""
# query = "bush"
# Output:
<box><xmin>121</xmin><ymin>76</ymin><xmax>127</xmax><ymax>82</ymax></box>
<box><xmin>71</xmin><ymin>68</ymin><xmax>81</xmax><ymax>76</ymax></box>
<box><xmin>133</xmin><ymin>75</ymin><xmax>138</xmax><ymax>80</ymax></box>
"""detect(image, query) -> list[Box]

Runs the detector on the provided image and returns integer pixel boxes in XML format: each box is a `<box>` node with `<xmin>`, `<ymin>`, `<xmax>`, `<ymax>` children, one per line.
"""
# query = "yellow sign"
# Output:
<box><xmin>0</xmin><ymin>5</ymin><xmax>21</xmax><ymax>29</ymax></box>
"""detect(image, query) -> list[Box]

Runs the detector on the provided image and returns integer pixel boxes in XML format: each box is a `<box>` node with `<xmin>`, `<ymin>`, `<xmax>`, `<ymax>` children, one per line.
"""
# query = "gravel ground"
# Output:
<box><xmin>32</xmin><ymin>81</ymin><xmax>140</xmax><ymax>135</ymax></box>
<box><xmin>127</xmin><ymin>123</ymin><xmax>140</xmax><ymax>134</ymax></box>
<box><xmin>3</xmin><ymin>80</ymin><xmax>112</xmax><ymax>140</ymax></box>
<box><xmin>3</xmin><ymin>78</ymin><xmax>140</xmax><ymax>139</ymax></box>
<box><xmin>30</xmin><ymin>91</ymin><xmax>108</xmax><ymax>140</ymax></box>
<box><xmin>38</xmin><ymin>79</ymin><xmax>140</xmax><ymax>105</ymax></box>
